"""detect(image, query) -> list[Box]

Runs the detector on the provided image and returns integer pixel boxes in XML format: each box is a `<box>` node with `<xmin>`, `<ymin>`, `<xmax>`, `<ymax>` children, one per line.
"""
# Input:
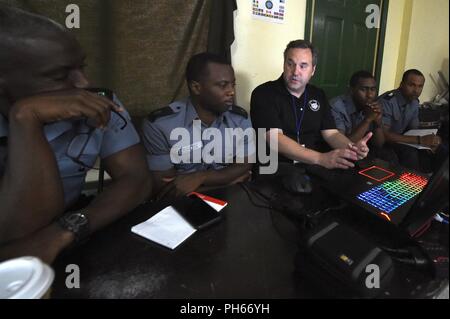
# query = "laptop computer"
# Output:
<box><xmin>306</xmin><ymin>157</ymin><xmax>449</xmax><ymax>237</ymax></box>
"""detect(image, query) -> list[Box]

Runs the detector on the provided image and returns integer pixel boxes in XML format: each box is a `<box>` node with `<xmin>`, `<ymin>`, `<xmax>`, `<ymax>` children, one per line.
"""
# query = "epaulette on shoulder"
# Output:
<box><xmin>382</xmin><ymin>91</ymin><xmax>396</xmax><ymax>101</ymax></box>
<box><xmin>229</xmin><ymin>105</ymin><xmax>248</xmax><ymax>119</ymax></box>
<box><xmin>147</xmin><ymin>106</ymin><xmax>175</xmax><ymax>122</ymax></box>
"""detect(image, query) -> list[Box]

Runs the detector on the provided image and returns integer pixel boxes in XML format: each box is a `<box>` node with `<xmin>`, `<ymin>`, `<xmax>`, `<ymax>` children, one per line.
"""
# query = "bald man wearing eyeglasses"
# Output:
<box><xmin>0</xmin><ymin>7</ymin><xmax>151</xmax><ymax>264</ymax></box>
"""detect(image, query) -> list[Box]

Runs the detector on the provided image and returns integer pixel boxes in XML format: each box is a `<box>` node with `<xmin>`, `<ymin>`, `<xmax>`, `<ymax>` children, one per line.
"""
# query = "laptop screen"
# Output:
<box><xmin>401</xmin><ymin>157</ymin><xmax>449</xmax><ymax>236</ymax></box>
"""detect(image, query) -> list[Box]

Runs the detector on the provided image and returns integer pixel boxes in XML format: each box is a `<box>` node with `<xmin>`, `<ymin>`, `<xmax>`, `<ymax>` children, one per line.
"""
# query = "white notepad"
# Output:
<box><xmin>131</xmin><ymin>206</ymin><xmax>196</xmax><ymax>250</ymax></box>
<box><xmin>131</xmin><ymin>194</ymin><xmax>228</xmax><ymax>250</ymax></box>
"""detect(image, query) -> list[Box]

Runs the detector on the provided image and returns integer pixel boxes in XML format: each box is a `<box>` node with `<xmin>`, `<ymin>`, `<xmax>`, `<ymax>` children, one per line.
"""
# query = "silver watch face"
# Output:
<box><xmin>66</xmin><ymin>213</ymin><xmax>87</xmax><ymax>224</ymax></box>
<box><xmin>59</xmin><ymin>212</ymin><xmax>89</xmax><ymax>243</ymax></box>
<box><xmin>64</xmin><ymin>213</ymin><xmax>88</xmax><ymax>228</ymax></box>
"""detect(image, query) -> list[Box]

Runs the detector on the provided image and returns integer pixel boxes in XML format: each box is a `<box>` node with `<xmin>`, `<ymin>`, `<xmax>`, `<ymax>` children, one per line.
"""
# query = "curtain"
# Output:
<box><xmin>208</xmin><ymin>0</ymin><xmax>237</xmax><ymax>63</ymax></box>
<box><xmin>0</xmin><ymin>0</ymin><xmax>236</xmax><ymax>117</ymax></box>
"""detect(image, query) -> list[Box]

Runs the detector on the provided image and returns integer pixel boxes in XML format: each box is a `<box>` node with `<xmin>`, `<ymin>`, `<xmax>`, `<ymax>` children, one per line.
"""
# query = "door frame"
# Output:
<box><xmin>304</xmin><ymin>0</ymin><xmax>389</xmax><ymax>91</ymax></box>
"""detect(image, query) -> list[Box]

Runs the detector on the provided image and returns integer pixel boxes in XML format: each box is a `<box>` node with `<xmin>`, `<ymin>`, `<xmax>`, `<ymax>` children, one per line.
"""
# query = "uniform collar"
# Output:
<box><xmin>343</xmin><ymin>94</ymin><xmax>358</xmax><ymax>115</ymax></box>
<box><xmin>184</xmin><ymin>98</ymin><xmax>227</xmax><ymax>127</ymax></box>
<box><xmin>0</xmin><ymin>114</ymin><xmax>73</xmax><ymax>142</ymax></box>
<box><xmin>274</xmin><ymin>75</ymin><xmax>292</xmax><ymax>96</ymax></box>
<box><xmin>221</xmin><ymin>110</ymin><xmax>232</xmax><ymax>125</ymax></box>
<box><xmin>274</xmin><ymin>75</ymin><xmax>310</xmax><ymax>99</ymax></box>
<box><xmin>212</xmin><ymin>111</ymin><xmax>227</xmax><ymax>126</ymax></box>
<box><xmin>184</xmin><ymin>98</ymin><xmax>200</xmax><ymax>127</ymax></box>
<box><xmin>394</xmin><ymin>89</ymin><xmax>409</xmax><ymax>107</ymax></box>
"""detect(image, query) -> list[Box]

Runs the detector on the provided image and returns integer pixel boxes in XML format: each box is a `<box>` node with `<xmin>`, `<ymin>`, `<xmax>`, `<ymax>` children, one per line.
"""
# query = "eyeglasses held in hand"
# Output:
<box><xmin>66</xmin><ymin>110</ymin><xmax>127</xmax><ymax>170</ymax></box>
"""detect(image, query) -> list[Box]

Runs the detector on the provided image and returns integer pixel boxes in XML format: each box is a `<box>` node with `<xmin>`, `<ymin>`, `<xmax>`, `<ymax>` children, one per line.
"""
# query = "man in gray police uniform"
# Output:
<box><xmin>329</xmin><ymin>71</ymin><xmax>401</xmax><ymax>163</ymax></box>
<box><xmin>142</xmin><ymin>53</ymin><xmax>255</xmax><ymax>200</ymax></box>
<box><xmin>0</xmin><ymin>6</ymin><xmax>151</xmax><ymax>264</ymax></box>
<box><xmin>330</xmin><ymin>70</ymin><xmax>385</xmax><ymax>149</ymax></box>
<box><xmin>380</xmin><ymin>69</ymin><xmax>441</xmax><ymax>171</ymax></box>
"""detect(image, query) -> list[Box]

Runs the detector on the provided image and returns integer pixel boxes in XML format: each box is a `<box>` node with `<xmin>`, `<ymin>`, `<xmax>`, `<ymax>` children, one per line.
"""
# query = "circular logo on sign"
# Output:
<box><xmin>308</xmin><ymin>100</ymin><xmax>320</xmax><ymax>111</ymax></box>
<box><xmin>265</xmin><ymin>1</ymin><xmax>274</xmax><ymax>10</ymax></box>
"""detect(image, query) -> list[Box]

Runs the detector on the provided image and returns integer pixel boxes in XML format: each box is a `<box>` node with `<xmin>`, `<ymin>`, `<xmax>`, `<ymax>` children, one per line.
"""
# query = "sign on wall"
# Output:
<box><xmin>252</xmin><ymin>0</ymin><xmax>286</xmax><ymax>24</ymax></box>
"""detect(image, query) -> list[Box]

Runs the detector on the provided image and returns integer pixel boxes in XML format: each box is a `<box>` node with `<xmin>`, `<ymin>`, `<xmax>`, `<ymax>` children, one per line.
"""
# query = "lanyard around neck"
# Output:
<box><xmin>291</xmin><ymin>89</ymin><xmax>308</xmax><ymax>144</ymax></box>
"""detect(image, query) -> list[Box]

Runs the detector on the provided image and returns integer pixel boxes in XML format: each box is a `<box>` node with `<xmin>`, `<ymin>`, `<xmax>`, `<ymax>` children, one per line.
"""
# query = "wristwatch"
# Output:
<box><xmin>57</xmin><ymin>211</ymin><xmax>90</xmax><ymax>245</ymax></box>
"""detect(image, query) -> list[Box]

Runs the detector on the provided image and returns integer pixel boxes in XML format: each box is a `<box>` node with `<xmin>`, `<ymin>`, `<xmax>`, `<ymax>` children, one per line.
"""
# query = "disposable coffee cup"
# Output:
<box><xmin>0</xmin><ymin>256</ymin><xmax>54</xmax><ymax>299</ymax></box>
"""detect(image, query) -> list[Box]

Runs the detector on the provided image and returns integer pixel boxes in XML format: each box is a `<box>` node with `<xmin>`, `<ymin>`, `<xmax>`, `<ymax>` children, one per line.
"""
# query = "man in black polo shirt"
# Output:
<box><xmin>251</xmin><ymin>40</ymin><xmax>372</xmax><ymax>171</ymax></box>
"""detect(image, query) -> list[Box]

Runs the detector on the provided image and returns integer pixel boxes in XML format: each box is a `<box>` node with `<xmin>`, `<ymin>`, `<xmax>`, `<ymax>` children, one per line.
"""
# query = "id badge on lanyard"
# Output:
<box><xmin>292</xmin><ymin>90</ymin><xmax>308</xmax><ymax>164</ymax></box>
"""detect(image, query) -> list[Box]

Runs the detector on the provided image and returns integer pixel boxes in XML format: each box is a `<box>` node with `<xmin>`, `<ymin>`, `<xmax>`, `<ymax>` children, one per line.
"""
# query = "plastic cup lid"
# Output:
<box><xmin>0</xmin><ymin>256</ymin><xmax>54</xmax><ymax>299</ymax></box>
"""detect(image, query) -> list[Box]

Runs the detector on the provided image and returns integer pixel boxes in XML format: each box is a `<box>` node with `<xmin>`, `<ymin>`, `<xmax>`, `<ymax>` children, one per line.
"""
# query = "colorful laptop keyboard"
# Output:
<box><xmin>357</xmin><ymin>173</ymin><xmax>428</xmax><ymax>213</ymax></box>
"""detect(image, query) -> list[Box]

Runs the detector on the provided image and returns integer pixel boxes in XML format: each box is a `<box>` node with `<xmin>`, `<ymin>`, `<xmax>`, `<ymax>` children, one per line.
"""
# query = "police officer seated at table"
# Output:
<box><xmin>0</xmin><ymin>7</ymin><xmax>151</xmax><ymax>264</ymax></box>
<box><xmin>380</xmin><ymin>69</ymin><xmax>442</xmax><ymax>172</ymax></box>
<box><xmin>250</xmin><ymin>40</ymin><xmax>371</xmax><ymax>172</ymax></box>
<box><xmin>330</xmin><ymin>71</ymin><xmax>394</xmax><ymax>162</ymax></box>
<box><xmin>142</xmin><ymin>53</ymin><xmax>254</xmax><ymax>200</ymax></box>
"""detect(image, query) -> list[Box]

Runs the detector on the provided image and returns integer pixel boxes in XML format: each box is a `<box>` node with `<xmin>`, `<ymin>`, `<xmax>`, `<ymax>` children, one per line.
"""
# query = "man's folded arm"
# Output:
<box><xmin>151</xmin><ymin>162</ymin><xmax>252</xmax><ymax>195</ymax></box>
<box><xmin>383</xmin><ymin>126</ymin><xmax>419</xmax><ymax>144</ymax></box>
<box><xmin>0</xmin><ymin>105</ymin><xmax>65</xmax><ymax>243</ymax></box>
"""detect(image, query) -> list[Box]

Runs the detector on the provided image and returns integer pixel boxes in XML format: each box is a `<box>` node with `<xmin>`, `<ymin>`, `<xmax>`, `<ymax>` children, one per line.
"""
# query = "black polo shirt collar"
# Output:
<box><xmin>273</xmin><ymin>75</ymin><xmax>311</xmax><ymax>99</ymax></box>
